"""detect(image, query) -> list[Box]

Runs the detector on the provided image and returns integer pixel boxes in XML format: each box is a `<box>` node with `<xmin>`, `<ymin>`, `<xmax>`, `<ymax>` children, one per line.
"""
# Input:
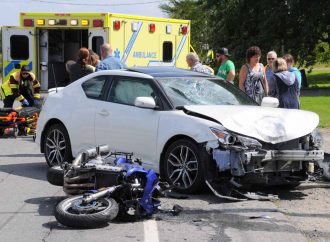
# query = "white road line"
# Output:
<box><xmin>143</xmin><ymin>219</ymin><xmax>159</xmax><ymax>242</ymax></box>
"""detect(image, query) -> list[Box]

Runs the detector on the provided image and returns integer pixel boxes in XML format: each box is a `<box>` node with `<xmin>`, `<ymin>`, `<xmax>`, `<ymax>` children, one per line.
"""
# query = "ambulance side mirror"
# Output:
<box><xmin>15</xmin><ymin>64</ymin><xmax>21</xmax><ymax>69</ymax></box>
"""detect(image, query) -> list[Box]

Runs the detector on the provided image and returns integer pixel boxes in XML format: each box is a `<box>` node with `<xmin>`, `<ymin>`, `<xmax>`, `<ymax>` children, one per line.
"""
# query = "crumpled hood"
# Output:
<box><xmin>274</xmin><ymin>71</ymin><xmax>295</xmax><ymax>85</ymax></box>
<box><xmin>184</xmin><ymin>105</ymin><xmax>319</xmax><ymax>144</ymax></box>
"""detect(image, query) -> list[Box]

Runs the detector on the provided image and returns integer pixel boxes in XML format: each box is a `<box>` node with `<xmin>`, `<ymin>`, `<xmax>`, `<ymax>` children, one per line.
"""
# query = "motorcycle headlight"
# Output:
<box><xmin>236</xmin><ymin>135</ymin><xmax>262</xmax><ymax>149</ymax></box>
<box><xmin>310</xmin><ymin>129</ymin><xmax>323</xmax><ymax>148</ymax></box>
<box><xmin>210</xmin><ymin>128</ymin><xmax>236</xmax><ymax>145</ymax></box>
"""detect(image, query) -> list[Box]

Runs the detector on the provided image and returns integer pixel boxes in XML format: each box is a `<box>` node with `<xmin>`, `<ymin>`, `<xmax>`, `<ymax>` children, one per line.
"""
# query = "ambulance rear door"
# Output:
<box><xmin>88</xmin><ymin>28</ymin><xmax>109</xmax><ymax>58</ymax></box>
<box><xmin>2</xmin><ymin>27</ymin><xmax>36</xmax><ymax>82</ymax></box>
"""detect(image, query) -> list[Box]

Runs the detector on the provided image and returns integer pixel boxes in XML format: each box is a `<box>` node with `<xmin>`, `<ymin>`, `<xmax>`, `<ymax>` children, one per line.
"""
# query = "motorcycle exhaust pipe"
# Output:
<box><xmin>85</xmin><ymin>145</ymin><xmax>110</xmax><ymax>158</ymax></box>
<box><xmin>71</xmin><ymin>145</ymin><xmax>110</xmax><ymax>168</ymax></box>
<box><xmin>82</xmin><ymin>185</ymin><xmax>120</xmax><ymax>203</ymax></box>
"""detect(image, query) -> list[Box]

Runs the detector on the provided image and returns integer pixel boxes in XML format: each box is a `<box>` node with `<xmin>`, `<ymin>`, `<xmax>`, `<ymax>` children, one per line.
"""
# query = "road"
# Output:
<box><xmin>0</xmin><ymin>132</ymin><xmax>329</xmax><ymax>242</ymax></box>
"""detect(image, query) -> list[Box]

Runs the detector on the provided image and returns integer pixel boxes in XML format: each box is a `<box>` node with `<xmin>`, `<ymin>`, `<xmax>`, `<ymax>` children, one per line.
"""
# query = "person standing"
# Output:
<box><xmin>0</xmin><ymin>65</ymin><xmax>41</xmax><ymax>108</ymax></box>
<box><xmin>283</xmin><ymin>54</ymin><xmax>302</xmax><ymax>92</ymax></box>
<box><xmin>216</xmin><ymin>48</ymin><xmax>235</xmax><ymax>84</ymax></box>
<box><xmin>66</xmin><ymin>48</ymin><xmax>94</xmax><ymax>83</ymax></box>
<box><xmin>95</xmin><ymin>43</ymin><xmax>127</xmax><ymax>71</ymax></box>
<box><xmin>265</xmin><ymin>51</ymin><xmax>278</xmax><ymax>97</ymax></box>
<box><xmin>186</xmin><ymin>52</ymin><xmax>213</xmax><ymax>75</ymax></box>
<box><xmin>87</xmin><ymin>49</ymin><xmax>101</xmax><ymax>70</ymax></box>
<box><xmin>239</xmin><ymin>46</ymin><xmax>268</xmax><ymax>104</ymax></box>
<box><xmin>273</xmin><ymin>58</ymin><xmax>299</xmax><ymax>109</ymax></box>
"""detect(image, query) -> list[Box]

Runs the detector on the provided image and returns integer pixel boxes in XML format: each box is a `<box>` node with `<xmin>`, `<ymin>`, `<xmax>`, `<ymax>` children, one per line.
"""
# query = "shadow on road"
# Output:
<box><xmin>0</xmin><ymin>154</ymin><xmax>43</xmax><ymax>158</ymax></box>
<box><xmin>25</xmin><ymin>196</ymin><xmax>65</xmax><ymax>216</ymax></box>
<box><xmin>0</xmin><ymin>162</ymin><xmax>47</xmax><ymax>181</ymax></box>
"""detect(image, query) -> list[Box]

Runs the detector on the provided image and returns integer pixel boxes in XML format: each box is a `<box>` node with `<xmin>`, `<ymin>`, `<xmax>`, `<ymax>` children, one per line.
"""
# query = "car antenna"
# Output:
<box><xmin>51</xmin><ymin>63</ymin><xmax>58</xmax><ymax>93</ymax></box>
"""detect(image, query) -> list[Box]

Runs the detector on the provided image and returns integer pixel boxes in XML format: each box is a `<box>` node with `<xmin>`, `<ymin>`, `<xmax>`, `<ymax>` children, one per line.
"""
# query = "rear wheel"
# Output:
<box><xmin>163</xmin><ymin>139</ymin><xmax>204</xmax><ymax>194</ymax></box>
<box><xmin>55</xmin><ymin>196</ymin><xmax>119</xmax><ymax>228</ymax></box>
<box><xmin>47</xmin><ymin>166</ymin><xmax>64</xmax><ymax>186</ymax></box>
<box><xmin>44</xmin><ymin>124</ymin><xmax>72</xmax><ymax>167</ymax></box>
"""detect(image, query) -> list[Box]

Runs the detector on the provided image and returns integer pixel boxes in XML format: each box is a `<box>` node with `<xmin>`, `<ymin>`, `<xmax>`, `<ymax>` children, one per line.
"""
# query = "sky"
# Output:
<box><xmin>0</xmin><ymin>0</ymin><xmax>169</xmax><ymax>26</ymax></box>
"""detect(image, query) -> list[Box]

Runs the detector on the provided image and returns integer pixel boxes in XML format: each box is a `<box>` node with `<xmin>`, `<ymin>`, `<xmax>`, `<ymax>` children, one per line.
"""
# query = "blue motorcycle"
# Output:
<box><xmin>53</xmin><ymin>146</ymin><xmax>182</xmax><ymax>228</ymax></box>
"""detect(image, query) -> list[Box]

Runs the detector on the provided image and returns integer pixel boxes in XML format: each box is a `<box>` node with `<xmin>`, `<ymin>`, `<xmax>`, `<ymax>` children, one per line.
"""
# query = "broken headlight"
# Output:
<box><xmin>310</xmin><ymin>129</ymin><xmax>323</xmax><ymax>148</ymax></box>
<box><xmin>210</xmin><ymin>128</ymin><xmax>236</xmax><ymax>145</ymax></box>
<box><xmin>236</xmin><ymin>135</ymin><xmax>262</xmax><ymax>149</ymax></box>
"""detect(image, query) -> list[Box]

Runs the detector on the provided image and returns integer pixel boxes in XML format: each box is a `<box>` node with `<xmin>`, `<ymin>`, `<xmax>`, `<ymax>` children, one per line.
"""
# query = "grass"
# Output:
<box><xmin>306</xmin><ymin>69</ymin><xmax>330</xmax><ymax>88</ymax></box>
<box><xmin>300</xmin><ymin>96</ymin><xmax>330</xmax><ymax>128</ymax></box>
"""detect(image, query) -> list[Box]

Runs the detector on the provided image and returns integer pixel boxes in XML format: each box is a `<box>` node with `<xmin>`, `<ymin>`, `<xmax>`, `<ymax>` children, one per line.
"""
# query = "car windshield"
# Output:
<box><xmin>158</xmin><ymin>77</ymin><xmax>256</xmax><ymax>107</ymax></box>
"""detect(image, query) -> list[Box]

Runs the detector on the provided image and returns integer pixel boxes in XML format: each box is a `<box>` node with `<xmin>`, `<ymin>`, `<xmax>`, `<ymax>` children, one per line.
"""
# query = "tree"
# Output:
<box><xmin>160</xmin><ymin>0</ymin><xmax>212</xmax><ymax>57</ymax></box>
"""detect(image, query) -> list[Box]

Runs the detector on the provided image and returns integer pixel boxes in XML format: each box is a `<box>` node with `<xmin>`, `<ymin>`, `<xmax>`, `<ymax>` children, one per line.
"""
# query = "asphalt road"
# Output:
<box><xmin>0</xmin><ymin>133</ymin><xmax>329</xmax><ymax>242</ymax></box>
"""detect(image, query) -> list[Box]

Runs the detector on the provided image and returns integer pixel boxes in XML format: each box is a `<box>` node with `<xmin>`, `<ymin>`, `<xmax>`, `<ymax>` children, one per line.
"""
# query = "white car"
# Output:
<box><xmin>36</xmin><ymin>67</ymin><xmax>324</xmax><ymax>193</ymax></box>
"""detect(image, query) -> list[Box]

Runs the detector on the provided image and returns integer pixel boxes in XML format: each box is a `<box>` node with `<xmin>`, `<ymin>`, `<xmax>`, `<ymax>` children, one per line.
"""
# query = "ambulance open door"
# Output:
<box><xmin>2</xmin><ymin>27</ymin><xmax>36</xmax><ymax>83</ymax></box>
<box><xmin>88</xmin><ymin>28</ymin><xmax>109</xmax><ymax>58</ymax></box>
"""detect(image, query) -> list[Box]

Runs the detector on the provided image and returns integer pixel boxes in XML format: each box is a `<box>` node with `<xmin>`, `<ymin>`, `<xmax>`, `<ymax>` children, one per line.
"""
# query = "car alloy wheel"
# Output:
<box><xmin>44</xmin><ymin>124</ymin><xmax>72</xmax><ymax>167</ymax></box>
<box><xmin>164</xmin><ymin>139</ymin><xmax>204</xmax><ymax>193</ymax></box>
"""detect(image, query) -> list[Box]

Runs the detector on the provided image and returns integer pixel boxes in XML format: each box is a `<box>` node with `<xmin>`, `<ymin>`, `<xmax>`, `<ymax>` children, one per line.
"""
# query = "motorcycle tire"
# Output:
<box><xmin>47</xmin><ymin>166</ymin><xmax>64</xmax><ymax>186</ymax></box>
<box><xmin>55</xmin><ymin>196</ymin><xmax>119</xmax><ymax>228</ymax></box>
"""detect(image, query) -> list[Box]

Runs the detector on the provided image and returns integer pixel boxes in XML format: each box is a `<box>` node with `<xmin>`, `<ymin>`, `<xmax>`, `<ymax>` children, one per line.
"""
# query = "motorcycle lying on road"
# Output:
<box><xmin>48</xmin><ymin>145</ymin><xmax>182</xmax><ymax>228</ymax></box>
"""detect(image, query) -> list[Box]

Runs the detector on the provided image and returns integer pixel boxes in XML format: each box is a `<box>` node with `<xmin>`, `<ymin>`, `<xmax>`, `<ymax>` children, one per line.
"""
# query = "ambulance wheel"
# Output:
<box><xmin>44</xmin><ymin>124</ymin><xmax>72</xmax><ymax>167</ymax></box>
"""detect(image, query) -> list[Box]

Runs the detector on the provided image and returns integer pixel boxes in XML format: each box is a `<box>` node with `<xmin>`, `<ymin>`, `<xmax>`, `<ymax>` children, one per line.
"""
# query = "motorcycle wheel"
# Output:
<box><xmin>47</xmin><ymin>166</ymin><xmax>64</xmax><ymax>186</ymax></box>
<box><xmin>55</xmin><ymin>196</ymin><xmax>119</xmax><ymax>228</ymax></box>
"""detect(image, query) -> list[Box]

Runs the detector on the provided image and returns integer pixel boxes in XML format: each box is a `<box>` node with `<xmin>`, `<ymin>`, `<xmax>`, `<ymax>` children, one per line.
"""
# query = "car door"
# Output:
<box><xmin>94</xmin><ymin>76</ymin><xmax>161</xmax><ymax>170</ymax></box>
<box><xmin>71</xmin><ymin>74</ymin><xmax>110</xmax><ymax>154</ymax></box>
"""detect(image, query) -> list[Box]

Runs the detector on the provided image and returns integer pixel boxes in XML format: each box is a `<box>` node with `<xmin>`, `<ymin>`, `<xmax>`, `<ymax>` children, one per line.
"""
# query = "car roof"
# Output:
<box><xmin>127</xmin><ymin>67</ymin><xmax>214</xmax><ymax>78</ymax></box>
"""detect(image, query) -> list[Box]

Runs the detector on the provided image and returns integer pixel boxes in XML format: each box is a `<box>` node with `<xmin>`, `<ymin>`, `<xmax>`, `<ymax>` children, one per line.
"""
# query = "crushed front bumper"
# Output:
<box><xmin>212</xmin><ymin>148</ymin><xmax>324</xmax><ymax>176</ymax></box>
<box><xmin>250</xmin><ymin>149</ymin><xmax>324</xmax><ymax>162</ymax></box>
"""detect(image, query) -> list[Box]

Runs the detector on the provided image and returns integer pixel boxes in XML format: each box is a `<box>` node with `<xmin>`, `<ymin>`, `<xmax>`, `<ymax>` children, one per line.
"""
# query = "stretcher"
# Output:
<box><xmin>0</xmin><ymin>107</ymin><xmax>40</xmax><ymax>138</ymax></box>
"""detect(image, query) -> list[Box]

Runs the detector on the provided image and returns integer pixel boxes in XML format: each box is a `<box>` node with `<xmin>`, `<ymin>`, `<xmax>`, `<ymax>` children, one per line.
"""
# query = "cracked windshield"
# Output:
<box><xmin>160</xmin><ymin>77</ymin><xmax>256</xmax><ymax>107</ymax></box>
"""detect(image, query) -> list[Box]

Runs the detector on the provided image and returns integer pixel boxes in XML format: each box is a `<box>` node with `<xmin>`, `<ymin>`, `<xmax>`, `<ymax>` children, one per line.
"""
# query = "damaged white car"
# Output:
<box><xmin>36</xmin><ymin>67</ymin><xmax>324</xmax><ymax>195</ymax></box>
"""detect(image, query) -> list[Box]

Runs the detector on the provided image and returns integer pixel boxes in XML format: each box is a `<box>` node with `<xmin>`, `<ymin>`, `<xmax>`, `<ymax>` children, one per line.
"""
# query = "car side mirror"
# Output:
<box><xmin>134</xmin><ymin>97</ymin><xmax>157</xmax><ymax>109</ymax></box>
<box><xmin>261</xmin><ymin>97</ymin><xmax>279</xmax><ymax>108</ymax></box>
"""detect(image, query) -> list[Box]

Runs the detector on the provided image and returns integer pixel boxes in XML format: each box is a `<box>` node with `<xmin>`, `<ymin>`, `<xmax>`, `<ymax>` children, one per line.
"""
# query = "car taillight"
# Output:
<box><xmin>181</xmin><ymin>25</ymin><xmax>188</xmax><ymax>35</ymax></box>
<box><xmin>113</xmin><ymin>20</ymin><xmax>120</xmax><ymax>30</ymax></box>
<box><xmin>24</xmin><ymin>19</ymin><xmax>34</xmax><ymax>27</ymax></box>
<box><xmin>149</xmin><ymin>23</ymin><xmax>155</xmax><ymax>33</ymax></box>
<box><xmin>93</xmin><ymin>19</ymin><xmax>103</xmax><ymax>27</ymax></box>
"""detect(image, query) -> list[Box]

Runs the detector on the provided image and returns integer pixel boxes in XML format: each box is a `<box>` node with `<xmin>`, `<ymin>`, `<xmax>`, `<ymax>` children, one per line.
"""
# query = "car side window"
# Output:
<box><xmin>108</xmin><ymin>77</ymin><xmax>159</xmax><ymax>107</ymax></box>
<box><xmin>82</xmin><ymin>76</ymin><xmax>107</xmax><ymax>100</ymax></box>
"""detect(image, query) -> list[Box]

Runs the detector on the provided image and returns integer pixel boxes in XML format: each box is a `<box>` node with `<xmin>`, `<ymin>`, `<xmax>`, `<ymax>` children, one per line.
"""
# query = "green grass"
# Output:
<box><xmin>306</xmin><ymin>69</ymin><xmax>330</xmax><ymax>88</ymax></box>
<box><xmin>300</xmin><ymin>96</ymin><xmax>330</xmax><ymax>128</ymax></box>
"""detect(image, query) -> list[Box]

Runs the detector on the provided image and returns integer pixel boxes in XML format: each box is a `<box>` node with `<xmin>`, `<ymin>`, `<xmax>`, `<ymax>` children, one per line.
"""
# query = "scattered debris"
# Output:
<box><xmin>249</xmin><ymin>215</ymin><xmax>272</xmax><ymax>219</ymax></box>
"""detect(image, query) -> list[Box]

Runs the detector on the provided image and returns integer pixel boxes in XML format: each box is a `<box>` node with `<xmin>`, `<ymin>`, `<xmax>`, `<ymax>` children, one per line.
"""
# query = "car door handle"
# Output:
<box><xmin>98</xmin><ymin>109</ymin><xmax>110</xmax><ymax>117</ymax></box>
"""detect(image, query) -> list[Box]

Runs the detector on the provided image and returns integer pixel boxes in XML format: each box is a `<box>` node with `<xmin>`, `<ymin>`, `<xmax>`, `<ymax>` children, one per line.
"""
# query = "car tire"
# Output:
<box><xmin>44</xmin><ymin>124</ymin><xmax>72</xmax><ymax>167</ymax></box>
<box><xmin>47</xmin><ymin>166</ymin><xmax>64</xmax><ymax>186</ymax></box>
<box><xmin>163</xmin><ymin>139</ymin><xmax>204</xmax><ymax>194</ymax></box>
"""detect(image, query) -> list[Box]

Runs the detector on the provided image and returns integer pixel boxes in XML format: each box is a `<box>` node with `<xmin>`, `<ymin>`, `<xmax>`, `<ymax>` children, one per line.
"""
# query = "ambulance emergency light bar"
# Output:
<box><xmin>23</xmin><ymin>18</ymin><xmax>103</xmax><ymax>27</ymax></box>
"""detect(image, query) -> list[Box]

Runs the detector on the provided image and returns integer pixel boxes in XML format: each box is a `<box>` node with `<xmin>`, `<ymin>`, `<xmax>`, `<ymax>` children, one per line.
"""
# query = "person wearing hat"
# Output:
<box><xmin>216</xmin><ymin>48</ymin><xmax>235</xmax><ymax>84</ymax></box>
<box><xmin>0</xmin><ymin>65</ymin><xmax>41</xmax><ymax>108</ymax></box>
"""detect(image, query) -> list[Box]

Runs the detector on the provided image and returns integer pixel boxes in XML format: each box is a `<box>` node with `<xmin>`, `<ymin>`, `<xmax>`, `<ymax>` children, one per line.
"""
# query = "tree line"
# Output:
<box><xmin>161</xmin><ymin>0</ymin><xmax>330</xmax><ymax>68</ymax></box>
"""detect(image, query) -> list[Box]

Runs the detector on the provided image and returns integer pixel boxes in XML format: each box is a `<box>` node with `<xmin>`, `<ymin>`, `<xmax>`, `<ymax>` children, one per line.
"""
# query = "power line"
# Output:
<box><xmin>30</xmin><ymin>0</ymin><xmax>165</xmax><ymax>6</ymax></box>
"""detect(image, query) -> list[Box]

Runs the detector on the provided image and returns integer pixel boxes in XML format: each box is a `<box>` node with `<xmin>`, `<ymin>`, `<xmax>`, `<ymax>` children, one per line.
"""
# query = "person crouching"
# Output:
<box><xmin>1</xmin><ymin>65</ymin><xmax>41</xmax><ymax>108</ymax></box>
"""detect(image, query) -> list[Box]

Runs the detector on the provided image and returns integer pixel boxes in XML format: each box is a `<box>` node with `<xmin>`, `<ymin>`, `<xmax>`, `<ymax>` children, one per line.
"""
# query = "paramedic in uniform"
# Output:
<box><xmin>0</xmin><ymin>65</ymin><xmax>41</xmax><ymax>108</ymax></box>
<box><xmin>96</xmin><ymin>43</ymin><xmax>127</xmax><ymax>71</ymax></box>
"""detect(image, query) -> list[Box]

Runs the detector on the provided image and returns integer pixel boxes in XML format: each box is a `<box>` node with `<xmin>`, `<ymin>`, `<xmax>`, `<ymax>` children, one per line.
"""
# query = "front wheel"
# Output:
<box><xmin>55</xmin><ymin>196</ymin><xmax>119</xmax><ymax>228</ymax></box>
<box><xmin>163</xmin><ymin>139</ymin><xmax>204</xmax><ymax>194</ymax></box>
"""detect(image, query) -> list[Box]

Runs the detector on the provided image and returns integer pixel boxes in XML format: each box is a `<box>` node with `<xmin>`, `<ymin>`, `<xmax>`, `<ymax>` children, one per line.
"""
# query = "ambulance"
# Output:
<box><xmin>2</xmin><ymin>12</ymin><xmax>191</xmax><ymax>90</ymax></box>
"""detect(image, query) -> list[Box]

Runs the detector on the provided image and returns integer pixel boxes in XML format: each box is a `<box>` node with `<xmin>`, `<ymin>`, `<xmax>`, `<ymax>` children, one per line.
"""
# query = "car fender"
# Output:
<box><xmin>156</xmin><ymin>110</ymin><xmax>222</xmax><ymax>162</ymax></box>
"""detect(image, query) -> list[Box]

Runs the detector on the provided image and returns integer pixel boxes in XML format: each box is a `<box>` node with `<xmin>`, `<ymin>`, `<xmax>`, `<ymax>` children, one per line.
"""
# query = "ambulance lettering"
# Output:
<box><xmin>133</xmin><ymin>52</ymin><xmax>157</xmax><ymax>59</ymax></box>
